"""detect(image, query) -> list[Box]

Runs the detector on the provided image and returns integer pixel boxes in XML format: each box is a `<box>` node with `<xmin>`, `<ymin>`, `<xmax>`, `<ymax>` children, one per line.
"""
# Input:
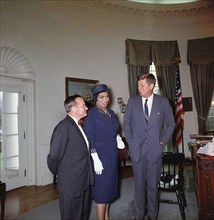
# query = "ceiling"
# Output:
<box><xmin>129</xmin><ymin>0</ymin><xmax>200</xmax><ymax>4</ymax></box>
<box><xmin>92</xmin><ymin>0</ymin><xmax>214</xmax><ymax>16</ymax></box>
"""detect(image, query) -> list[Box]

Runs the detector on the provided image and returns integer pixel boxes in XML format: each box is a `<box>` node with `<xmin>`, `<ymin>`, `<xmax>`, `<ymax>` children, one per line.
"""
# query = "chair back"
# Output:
<box><xmin>158</xmin><ymin>152</ymin><xmax>186</xmax><ymax>220</ymax></box>
<box><xmin>159</xmin><ymin>152</ymin><xmax>185</xmax><ymax>189</ymax></box>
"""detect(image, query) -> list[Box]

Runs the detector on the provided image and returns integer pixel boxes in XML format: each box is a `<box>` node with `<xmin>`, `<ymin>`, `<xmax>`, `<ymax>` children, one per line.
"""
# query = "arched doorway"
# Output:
<box><xmin>0</xmin><ymin>46</ymin><xmax>35</xmax><ymax>190</ymax></box>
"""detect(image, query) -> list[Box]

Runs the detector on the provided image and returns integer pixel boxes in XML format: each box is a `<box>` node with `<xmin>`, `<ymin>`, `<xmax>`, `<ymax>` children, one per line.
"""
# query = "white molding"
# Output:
<box><xmin>39</xmin><ymin>143</ymin><xmax>51</xmax><ymax>186</ymax></box>
<box><xmin>88</xmin><ymin>0</ymin><xmax>214</xmax><ymax>17</ymax></box>
<box><xmin>42</xmin><ymin>174</ymin><xmax>54</xmax><ymax>186</ymax></box>
<box><xmin>0</xmin><ymin>46</ymin><xmax>36</xmax><ymax>80</ymax></box>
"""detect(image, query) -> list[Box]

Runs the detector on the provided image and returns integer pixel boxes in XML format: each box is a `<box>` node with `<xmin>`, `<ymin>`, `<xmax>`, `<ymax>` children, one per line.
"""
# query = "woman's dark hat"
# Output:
<box><xmin>91</xmin><ymin>84</ymin><xmax>108</xmax><ymax>97</ymax></box>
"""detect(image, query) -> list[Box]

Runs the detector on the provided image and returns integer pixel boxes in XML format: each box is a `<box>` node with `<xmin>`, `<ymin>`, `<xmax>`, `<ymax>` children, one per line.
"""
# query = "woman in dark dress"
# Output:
<box><xmin>84</xmin><ymin>84</ymin><xmax>119</xmax><ymax>220</ymax></box>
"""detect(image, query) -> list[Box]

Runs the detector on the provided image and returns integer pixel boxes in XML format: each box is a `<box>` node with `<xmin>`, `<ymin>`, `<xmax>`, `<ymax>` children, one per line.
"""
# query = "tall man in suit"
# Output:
<box><xmin>47</xmin><ymin>95</ymin><xmax>94</xmax><ymax>220</ymax></box>
<box><xmin>123</xmin><ymin>73</ymin><xmax>175</xmax><ymax>220</ymax></box>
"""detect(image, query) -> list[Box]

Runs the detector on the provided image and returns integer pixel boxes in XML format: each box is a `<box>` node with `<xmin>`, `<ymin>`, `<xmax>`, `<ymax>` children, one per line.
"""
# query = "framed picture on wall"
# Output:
<box><xmin>182</xmin><ymin>97</ymin><xmax>193</xmax><ymax>112</ymax></box>
<box><xmin>65</xmin><ymin>77</ymin><xmax>99</xmax><ymax>107</ymax></box>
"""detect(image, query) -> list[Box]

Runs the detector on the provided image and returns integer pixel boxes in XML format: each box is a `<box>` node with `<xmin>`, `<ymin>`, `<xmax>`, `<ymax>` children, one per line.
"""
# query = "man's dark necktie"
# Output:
<box><xmin>144</xmin><ymin>99</ymin><xmax>149</xmax><ymax>122</ymax></box>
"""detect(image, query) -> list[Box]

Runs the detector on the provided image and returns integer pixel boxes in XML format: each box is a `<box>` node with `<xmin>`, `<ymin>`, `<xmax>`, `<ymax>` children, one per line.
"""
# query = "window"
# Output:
<box><xmin>149</xmin><ymin>62</ymin><xmax>160</xmax><ymax>95</ymax></box>
<box><xmin>0</xmin><ymin>91</ymin><xmax>19</xmax><ymax>180</ymax></box>
<box><xmin>207</xmin><ymin>93</ymin><xmax>214</xmax><ymax>132</ymax></box>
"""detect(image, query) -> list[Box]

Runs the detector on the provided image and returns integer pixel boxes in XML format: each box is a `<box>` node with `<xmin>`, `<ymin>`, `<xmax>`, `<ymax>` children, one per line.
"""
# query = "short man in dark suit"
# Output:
<box><xmin>123</xmin><ymin>73</ymin><xmax>175</xmax><ymax>220</ymax></box>
<box><xmin>47</xmin><ymin>95</ymin><xmax>94</xmax><ymax>220</ymax></box>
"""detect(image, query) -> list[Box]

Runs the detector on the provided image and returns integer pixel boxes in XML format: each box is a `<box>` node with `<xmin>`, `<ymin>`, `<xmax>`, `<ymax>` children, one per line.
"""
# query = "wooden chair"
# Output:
<box><xmin>158</xmin><ymin>152</ymin><xmax>186</xmax><ymax>220</ymax></box>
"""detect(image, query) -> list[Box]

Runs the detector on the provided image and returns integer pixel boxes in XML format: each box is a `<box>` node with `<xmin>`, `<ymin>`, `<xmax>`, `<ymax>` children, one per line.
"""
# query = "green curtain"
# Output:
<box><xmin>187</xmin><ymin>36</ymin><xmax>214</xmax><ymax>64</ymax></box>
<box><xmin>187</xmin><ymin>36</ymin><xmax>214</xmax><ymax>133</ymax></box>
<box><xmin>127</xmin><ymin>65</ymin><xmax>150</xmax><ymax>96</ymax></box>
<box><xmin>189</xmin><ymin>64</ymin><xmax>214</xmax><ymax>133</ymax></box>
<box><xmin>152</xmin><ymin>40</ymin><xmax>181</xmax><ymax>65</ymax></box>
<box><xmin>125</xmin><ymin>39</ymin><xmax>153</xmax><ymax>66</ymax></box>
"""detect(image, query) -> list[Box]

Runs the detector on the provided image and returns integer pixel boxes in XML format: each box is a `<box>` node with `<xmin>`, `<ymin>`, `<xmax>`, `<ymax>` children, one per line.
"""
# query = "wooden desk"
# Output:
<box><xmin>188</xmin><ymin>141</ymin><xmax>208</xmax><ymax>179</ymax></box>
<box><xmin>194</xmin><ymin>154</ymin><xmax>214</xmax><ymax>220</ymax></box>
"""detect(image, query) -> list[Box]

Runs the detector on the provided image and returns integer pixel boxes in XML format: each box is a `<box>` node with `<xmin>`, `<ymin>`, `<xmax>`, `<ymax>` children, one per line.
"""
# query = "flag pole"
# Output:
<box><xmin>181</xmin><ymin>125</ymin><xmax>184</xmax><ymax>153</ymax></box>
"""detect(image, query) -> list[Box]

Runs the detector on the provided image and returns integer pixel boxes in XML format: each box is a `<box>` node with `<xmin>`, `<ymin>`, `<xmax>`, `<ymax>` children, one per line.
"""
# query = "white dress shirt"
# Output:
<box><xmin>69</xmin><ymin>115</ymin><xmax>89</xmax><ymax>149</ymax></box>
<box><xmin>142</xmin><ymin>94</ymin><xmax>154</xmax><ymax>117</ymax></box>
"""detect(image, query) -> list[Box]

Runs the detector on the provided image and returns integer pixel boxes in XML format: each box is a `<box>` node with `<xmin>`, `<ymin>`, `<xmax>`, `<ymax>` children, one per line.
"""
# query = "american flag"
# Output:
<box><xmin>175</xmin><ymin>68</ymin><xmax>184</xmax><ymax>148</ymax></box>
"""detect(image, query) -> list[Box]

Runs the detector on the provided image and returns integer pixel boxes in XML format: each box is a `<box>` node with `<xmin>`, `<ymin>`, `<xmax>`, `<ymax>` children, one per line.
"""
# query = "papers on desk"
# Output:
<box><xmin>197</xmin><ymin>138</ymin><xmax>214</xmax><ymax>156</ymax></box>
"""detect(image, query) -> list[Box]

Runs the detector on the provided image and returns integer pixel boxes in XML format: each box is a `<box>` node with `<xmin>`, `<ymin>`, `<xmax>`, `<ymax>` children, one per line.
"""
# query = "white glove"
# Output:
<box><xmin>117</xmin><ymin>134</ymin><xmax>125</xmax><ymax>149</ymax></box>
<box><xmin>91</xmin><ymin>152</ymin><xmax>104</xmax><ymax>175</ymax></box>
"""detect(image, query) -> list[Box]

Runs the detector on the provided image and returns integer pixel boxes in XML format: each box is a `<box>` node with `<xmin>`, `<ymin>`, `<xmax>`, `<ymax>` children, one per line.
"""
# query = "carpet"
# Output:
<box><xmin>16</xmin><ymin>177</ymin><xmax>198</xmax><ymax>220</ymax></box>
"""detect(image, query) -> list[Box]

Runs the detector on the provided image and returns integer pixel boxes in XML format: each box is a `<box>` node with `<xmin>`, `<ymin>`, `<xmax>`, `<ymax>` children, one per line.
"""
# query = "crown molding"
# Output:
<box><xmin>88</xmin><ymin>0</ymin><xmax>214</xmax><ymax>16</ymax></box>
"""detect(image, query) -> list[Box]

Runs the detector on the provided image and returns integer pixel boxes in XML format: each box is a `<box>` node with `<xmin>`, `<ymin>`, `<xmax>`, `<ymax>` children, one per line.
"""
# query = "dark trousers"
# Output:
<box><xmin>59</xmin><ymin>188</ymin><xmax>90</xmax><ymax>220</ymax></box>
<box><xmin>132</xmin><ymin>152</ymin><xmax>162</xmax><ymax>220</ymax></box>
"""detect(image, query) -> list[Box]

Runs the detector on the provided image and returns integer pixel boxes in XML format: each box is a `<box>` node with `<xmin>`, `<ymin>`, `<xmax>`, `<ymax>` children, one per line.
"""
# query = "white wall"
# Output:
<box><xmin>1</xmin><ymin>0</ymin><xmax>214</xmax><ymax>185</ymax></box>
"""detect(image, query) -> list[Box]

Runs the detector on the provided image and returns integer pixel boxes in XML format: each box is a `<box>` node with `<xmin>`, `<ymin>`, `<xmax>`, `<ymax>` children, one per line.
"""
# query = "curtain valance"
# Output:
<box><xmin>187</xmin><ymin>36</ymin><xmax>214</xmax><ymax>65</ymax></box>
<box><xmin>152</xmin><ymin>41</ymin><xmax>181</xmax><ymax>65</ymax></box>
<box><xmin>125</xmin><ymin>39</ymin><xmax>181</xmax><ymax>66</ymax></box>
<box><xmin>125</xmin><ymin>39</ymin><xmax>153</xmax><ymax>66</ymax></box>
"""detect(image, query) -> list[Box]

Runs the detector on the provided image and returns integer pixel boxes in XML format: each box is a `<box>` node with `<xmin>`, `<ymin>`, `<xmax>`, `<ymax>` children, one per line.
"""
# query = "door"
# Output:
<box><xmin>0</xmin><ymin>85</ymin><xmax>26</xmax><ymax>190</ymax></box>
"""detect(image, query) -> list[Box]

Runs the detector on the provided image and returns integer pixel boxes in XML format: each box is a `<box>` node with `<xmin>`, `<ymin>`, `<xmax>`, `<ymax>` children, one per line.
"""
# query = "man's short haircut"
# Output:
<box><xmin>137</xmin><ymin>73</ymin><xmax>156</xmax><ymax>86</ymax></box>
<box><xmin>64</xmin><ymin>94</ymin><xmax>81</xmax><ymax>113</ymax></box>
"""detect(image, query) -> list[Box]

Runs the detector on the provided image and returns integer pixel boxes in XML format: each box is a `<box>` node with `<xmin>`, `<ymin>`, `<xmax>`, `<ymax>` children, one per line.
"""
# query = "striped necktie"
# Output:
<box><xmin>144</xmin><ymin>99</ymin><xmax>149</xmax><ymax>122</ymax></box>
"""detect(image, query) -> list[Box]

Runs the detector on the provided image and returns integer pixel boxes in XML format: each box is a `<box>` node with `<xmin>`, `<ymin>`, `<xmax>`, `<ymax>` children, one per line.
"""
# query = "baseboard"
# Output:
<box><xmin>42</xmin><ymin>174</ymin><xmax>54</xmax><ymax>185</ymax></box>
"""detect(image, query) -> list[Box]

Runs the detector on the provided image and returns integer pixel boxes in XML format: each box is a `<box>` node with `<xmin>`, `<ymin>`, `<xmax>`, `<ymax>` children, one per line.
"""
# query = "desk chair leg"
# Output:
<box><xmin>157</xmin><ymin>191</ymin><xmax>161</xmax><ymax>219</ymax></box>
<box><xmin>180</xmin><ymin>189</ymin><xmax>187</xmax><ymax>207</ymax></box>
<box><xmin>0</xmin><ymin>183</ymin><xmax>6</xmax><ymax>220</ymax></box>
<box><xmin>176</xmin><ymin>190</ymin><xmax>186</xmax><ymax>220</ymax></box>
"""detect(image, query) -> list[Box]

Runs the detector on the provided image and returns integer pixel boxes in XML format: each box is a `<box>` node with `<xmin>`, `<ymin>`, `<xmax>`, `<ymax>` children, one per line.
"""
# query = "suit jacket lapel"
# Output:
<box><xmin>148</xmin><ymin>94</ymin><xmax>160</xmax><ymax>127</ymax></box>
<box><xmin>67</xmin><ymin>115</ymin><xmax>88</xmax><ymax>147</ymax></box>
<box><xmin>137</xmin><ymin>96</ymin><xmax>147</xmax><ymax>125</ymax></box>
